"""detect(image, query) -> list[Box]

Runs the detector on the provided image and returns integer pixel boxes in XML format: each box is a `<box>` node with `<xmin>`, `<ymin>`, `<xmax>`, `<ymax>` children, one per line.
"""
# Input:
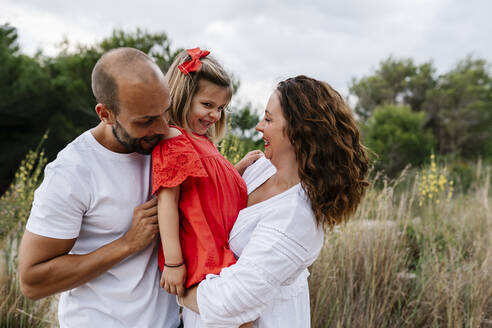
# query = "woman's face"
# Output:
<box><xmin>256</xmin><ymin>92</ymin><xmax>293</xmax><ymax>163</ymax></box>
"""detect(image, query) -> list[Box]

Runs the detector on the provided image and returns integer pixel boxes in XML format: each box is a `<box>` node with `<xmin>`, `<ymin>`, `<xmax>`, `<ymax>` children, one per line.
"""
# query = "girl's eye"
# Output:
<box><xmin>265</xmin><ymin>117</ymin><xmax>271</xmax><ymax>122</ymax></box>
<box><xmin>218</xmin><ymin>106</ymin><xmax>224</xmax><ymax>112</ymax></box>
<box><xmin>202</xmin><ymin>103</ymin><xmax>212</xmax><ymax>108</ymax></box>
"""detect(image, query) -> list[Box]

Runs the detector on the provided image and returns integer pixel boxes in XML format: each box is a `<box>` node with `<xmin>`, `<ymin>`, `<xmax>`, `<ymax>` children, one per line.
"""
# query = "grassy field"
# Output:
<box><xmin>310</xmin><ymin>161</ymin><xmax>492</xmax><ymax>327</ymax></box>
<box><xmin>0</xmin><ymin>137</ymin><xmax>56</xmax><ymax>327</ymax></box>
<box><xmin>1</xmin><ymin>142</ymin><xmax>491</xmax><ymax>327</ymax></box>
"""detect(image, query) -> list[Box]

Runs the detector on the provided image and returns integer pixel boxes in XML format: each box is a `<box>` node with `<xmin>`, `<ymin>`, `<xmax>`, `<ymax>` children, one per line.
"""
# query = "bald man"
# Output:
<box><xmin>18</xmin><ymin>48</ymin><xmax>180</xmax><ymax>327</ymax></box>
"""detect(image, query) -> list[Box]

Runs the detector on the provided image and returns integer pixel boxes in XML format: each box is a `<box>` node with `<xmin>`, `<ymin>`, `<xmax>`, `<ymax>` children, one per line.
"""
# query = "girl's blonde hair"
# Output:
<box><xmin>165</xmin><ymin>49</ymin><xmax>232</xmax><ymax>142</ymax></box>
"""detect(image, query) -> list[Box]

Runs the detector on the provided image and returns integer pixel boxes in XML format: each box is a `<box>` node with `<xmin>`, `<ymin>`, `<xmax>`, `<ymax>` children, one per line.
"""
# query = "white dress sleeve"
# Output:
<box><xmin>196</xmin><ymin>197</ymin><xmax>323</xmax><ymax>327</ymax></box>
<box><xmin>241</xmin><ymin>156</ymin><xmax>276</xmax><ymax>194</ymax></box>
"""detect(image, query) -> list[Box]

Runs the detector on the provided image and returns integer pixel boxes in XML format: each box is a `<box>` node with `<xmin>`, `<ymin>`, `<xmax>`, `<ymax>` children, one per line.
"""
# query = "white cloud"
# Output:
<box><xmin>1</xmin><ymin>1</ymin><xmax>100</xmax><ymax>55</ymax></box>
<box><xmin>2</xmin><ymin>0</ymin><xmax>491</xmax><ymax>113</ymax></box>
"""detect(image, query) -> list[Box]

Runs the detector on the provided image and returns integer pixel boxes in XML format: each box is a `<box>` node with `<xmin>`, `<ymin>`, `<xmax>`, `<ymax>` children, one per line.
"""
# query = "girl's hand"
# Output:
<box><xmin>234</xmin><ymin>150</ymin><xmax>263</xmax><ymax>175</ymax></box>
<box><xmin>239</xmin><ymin>322</ymin><xmax>254</xmax><ymax>328</ymax></box>
<box><xmin>160</xmin><ymin>264</ymin><xmax>186</xmax><ymax>296</ymax></box>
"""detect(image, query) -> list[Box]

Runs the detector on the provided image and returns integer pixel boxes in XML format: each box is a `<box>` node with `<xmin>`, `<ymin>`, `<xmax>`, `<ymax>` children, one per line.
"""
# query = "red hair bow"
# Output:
<box><xmin>178</xmin><ymin>47</ymin><xmax>210</xmax><ymax>75</ymax></box>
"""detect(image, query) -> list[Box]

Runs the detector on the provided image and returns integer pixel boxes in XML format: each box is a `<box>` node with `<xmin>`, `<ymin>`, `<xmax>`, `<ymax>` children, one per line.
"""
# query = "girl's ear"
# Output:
<box><xmin>95</xmin><ymin>103</ymin><xmax>116</xmax><ymax>125</ymax></box>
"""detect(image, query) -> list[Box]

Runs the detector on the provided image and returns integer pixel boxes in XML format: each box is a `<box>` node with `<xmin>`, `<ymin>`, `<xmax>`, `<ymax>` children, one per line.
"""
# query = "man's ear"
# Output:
<box><xmin>95</xmin><ymin>103</ymin><xmax>116</xmax><ymax>125</ymax></box>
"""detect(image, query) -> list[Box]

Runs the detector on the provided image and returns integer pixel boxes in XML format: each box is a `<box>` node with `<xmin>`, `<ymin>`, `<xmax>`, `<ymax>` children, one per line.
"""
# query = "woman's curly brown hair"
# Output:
<box><xmin>277</xmin><ymin>75</ymin><xmax>369</xmax><ymax>228</ymax></box>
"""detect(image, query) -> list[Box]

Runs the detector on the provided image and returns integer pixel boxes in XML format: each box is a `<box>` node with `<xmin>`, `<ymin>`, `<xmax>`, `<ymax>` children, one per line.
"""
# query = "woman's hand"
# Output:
<box><xmin>179</xmin><ymin>287</ymin><xmax>255</xmax><ymax>327</ymax></box>
<box><xmin>160</xmin><ymin>264</ymin><xmax>186</xmax><ymax>296</ymax></box>
<box><xmin>234</xmin><ymin>150</ymin><xmax>263</xmax><ymax>175</ymax></box>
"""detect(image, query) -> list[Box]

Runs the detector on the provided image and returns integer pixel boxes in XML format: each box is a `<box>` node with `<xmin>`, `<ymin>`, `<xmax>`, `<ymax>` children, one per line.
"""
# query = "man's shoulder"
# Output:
<box><xmin>47</xmin><ymin>131</ymin><xmax>95</xmax><ymax>176</ymax></box>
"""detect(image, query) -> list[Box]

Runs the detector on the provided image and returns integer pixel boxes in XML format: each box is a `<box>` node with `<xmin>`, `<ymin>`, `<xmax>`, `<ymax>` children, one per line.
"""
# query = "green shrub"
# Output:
<box><xmin>364</xmin><ymin>104</ymin><xmax>436</xmax><ymax>177</ymax></box>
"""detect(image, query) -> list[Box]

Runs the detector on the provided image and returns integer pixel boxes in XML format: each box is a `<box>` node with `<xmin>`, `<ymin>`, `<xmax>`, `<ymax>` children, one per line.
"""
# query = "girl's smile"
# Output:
<box><xmin>188</xmin><ymin>80</ymin><xmax>229</xmax><ymax>135</ymax></box>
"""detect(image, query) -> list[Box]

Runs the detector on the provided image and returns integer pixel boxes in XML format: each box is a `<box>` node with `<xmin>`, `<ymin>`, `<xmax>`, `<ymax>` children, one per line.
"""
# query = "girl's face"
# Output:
<box><xmin>255</xmin><ymin>91</ymin><xmax>294</xmax><ymax>163</ymax></box>
<box><xmin>187</xmin><ymin>80</ymin><xmax>229</xmax><ymax>135</ymax></box>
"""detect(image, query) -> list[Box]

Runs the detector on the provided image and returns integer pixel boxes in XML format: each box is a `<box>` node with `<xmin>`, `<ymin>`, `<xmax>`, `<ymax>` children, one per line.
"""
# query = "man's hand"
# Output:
<box><xmin>161</xmin><ymin>264</ymin><xmax>186</xmax><ymax>296</ymax></box>
<box><xmin>234</xmin><ymin>150</ymin><xmax>263</xmax><ymax>176</ymax></box>
<box><xmin>19</xmin><ymin>198</ymin><xmax>160</xmax><ymax>300</ymax></box>
<box><xmin>122</xmin><ymin>198</ymin><xmax>159</xmax><ymax>253</ymax></box>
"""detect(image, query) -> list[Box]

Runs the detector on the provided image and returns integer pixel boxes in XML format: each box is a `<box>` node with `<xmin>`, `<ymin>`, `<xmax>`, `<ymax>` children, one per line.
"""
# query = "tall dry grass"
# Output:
<box><xmin>0</xmin><ymin>134</ymin><xmax>56</xmax><ymax>327</ymax></box>
<box><xmin>1</xmin><ymin>137</ymin><xmax>491</xmax><ymax>327</ymax></box>
<box><xmin>310</xmin><ymin>163</ymin><xmax>492</xmax><ymax>327</ymax></box>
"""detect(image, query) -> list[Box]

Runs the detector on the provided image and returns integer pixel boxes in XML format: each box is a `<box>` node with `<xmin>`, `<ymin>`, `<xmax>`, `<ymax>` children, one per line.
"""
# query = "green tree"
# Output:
<box><xmin>364</xmin><ymin>105</ymin><xmax>436</xmax><ymax>176</ymax></box>
<box><xmin>349</xmin><ymin>57</ymin><xmax>436</xmax><ymax>120</ymax></box>
<box><xmin>44</xmin><ymin>28</ymin><xmax>180</xmax><ymax>138</ymax></box>
<box><xmin>220</xmin><ymin>103</ymin><xmax>262</xmax><ymax>164</ymax></box>
<box><xmin>423</xmin><ymin>57</ymin><xmax>492</xmax><ymax>157</ymax></box>
<box><xmin>229</xmin><ymin>102</ymin><xmax>260</xmax><ymax>138</ymax></box>
<box><xmin>97</xmin><ymin>28</ymin><xmax>180</xmax><ymax>74</ymax></box>
<box><xmin>0</xmin><ymin>26</ymin><xmax>180</xmax><ymax>193</ymax></box>
<box><xmin>0</xmin><ymin>24</ymin><xmax>51</xmax><ymax>192</ymax></box>
<box><xmin>350</xmin><ymin>55</ymin><xmax>492</xmax><ymax>162</ymax></box>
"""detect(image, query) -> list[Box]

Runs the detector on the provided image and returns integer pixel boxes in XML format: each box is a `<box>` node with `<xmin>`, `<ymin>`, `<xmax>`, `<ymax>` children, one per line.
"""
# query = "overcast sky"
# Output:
<box><xmin>2</xmin><ymin>0</ymin><xmax>491</xmax><ymax>111</ymax></box>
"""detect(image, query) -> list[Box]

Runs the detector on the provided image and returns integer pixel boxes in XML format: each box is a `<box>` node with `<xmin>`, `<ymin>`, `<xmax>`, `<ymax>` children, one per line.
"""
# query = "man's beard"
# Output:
<box><xmin>112</xmin><ymin>120</ymin><xmax>163</xmax><ymax>155</ymax></box>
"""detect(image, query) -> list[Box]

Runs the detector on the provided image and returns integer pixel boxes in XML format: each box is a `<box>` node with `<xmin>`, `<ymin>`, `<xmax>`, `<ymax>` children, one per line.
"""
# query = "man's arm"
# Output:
<box><xmin>18</xmin><ymin>197</ymin><xmax>159</xmax><ymax>300</ymax></box>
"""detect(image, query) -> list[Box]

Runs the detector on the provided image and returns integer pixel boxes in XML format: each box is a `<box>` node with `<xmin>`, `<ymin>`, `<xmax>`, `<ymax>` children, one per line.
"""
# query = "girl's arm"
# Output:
<box><xmin>234</xmin><ymin>150</ymin><xmax>263</xmax><ymax>175</ymax></box>
<box><xmin>157</xmin><ymin>186</ymin><xmax>186</xmax><ymax>296</ymax></box>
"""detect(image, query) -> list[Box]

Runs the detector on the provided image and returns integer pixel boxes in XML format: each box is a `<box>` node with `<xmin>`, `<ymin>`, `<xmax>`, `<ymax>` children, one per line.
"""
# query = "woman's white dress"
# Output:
<box><xmin>182</xmin><ymin>156</ymin><xmax>324</xmax><ymax>327</ymax></box>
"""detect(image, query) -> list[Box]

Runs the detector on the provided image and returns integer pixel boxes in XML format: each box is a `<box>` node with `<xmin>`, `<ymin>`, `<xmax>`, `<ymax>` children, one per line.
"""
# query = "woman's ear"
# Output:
<box><xmin>95</xmin><ymin>103</ymin><xmax>116</xmax><ymax>125</ymax></box>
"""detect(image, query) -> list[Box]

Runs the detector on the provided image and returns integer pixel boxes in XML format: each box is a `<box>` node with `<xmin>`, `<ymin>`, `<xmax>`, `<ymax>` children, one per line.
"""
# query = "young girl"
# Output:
<box><xmin>152</xmin><ymin>48</ymin><xmax>261</xmax><ymax>297</ymax></box>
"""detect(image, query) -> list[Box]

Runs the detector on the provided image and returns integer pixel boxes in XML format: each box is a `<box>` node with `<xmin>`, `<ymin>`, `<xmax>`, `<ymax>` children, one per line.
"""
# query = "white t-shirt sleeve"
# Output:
<box><xmin>196</xmin><ymin>200</ymin><xmax>323</xmax><ymax>326</ymax></box>
<box><xmin>26</xmin><ymin>163</ymin><xmax>89</xmax><ymax>239</ymax></box>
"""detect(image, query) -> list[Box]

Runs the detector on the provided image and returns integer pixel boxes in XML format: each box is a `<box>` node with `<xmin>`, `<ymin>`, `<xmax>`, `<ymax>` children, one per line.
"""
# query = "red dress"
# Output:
<box><xmin>152</xmin><ymin>126</ymin><xmax>247</xmax><ymax>288</ymax></box>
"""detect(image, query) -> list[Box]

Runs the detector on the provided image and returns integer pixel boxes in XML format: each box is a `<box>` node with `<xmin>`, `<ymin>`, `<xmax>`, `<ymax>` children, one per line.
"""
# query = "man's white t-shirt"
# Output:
<box><xmin>26</xmin><ymin>130</ymin><xmax>179</xmax><ymax>328</ymax></box>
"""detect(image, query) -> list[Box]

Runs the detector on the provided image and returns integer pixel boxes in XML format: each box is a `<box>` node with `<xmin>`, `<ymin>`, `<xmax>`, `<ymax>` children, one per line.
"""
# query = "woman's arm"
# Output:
<box><xmin>180</xmin><ymin>286</ymin><xmax>199</xmax><ymax>312</ymax></box>
<box><xmin>157</xmin><ymin>186</ymin><xmax>186</xmax><ymax>296</ymax></box>
<box><xmin>182</xmin><ymin>205</ymin><xmax>323</xmax><ymax>326</ymax></box>
<box><xmin>180</xmin><ymin>288</ymin><xmax>253</xmax><ymax>328</ymax></box>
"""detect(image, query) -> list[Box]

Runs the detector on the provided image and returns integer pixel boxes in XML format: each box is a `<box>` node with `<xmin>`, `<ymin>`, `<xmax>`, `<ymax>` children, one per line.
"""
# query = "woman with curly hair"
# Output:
<box><xmin>180</xmin><ymin>75</ymin><xmax>370</xmax><ymax>327</ymax></box>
